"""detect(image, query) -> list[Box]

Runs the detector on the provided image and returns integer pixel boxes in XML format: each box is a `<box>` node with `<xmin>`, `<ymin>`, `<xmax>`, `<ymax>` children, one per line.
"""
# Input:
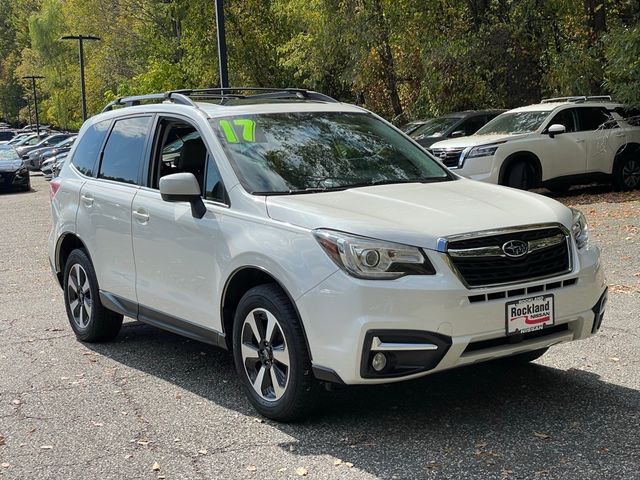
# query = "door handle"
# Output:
<box><xmin>576</xmin><ymin>138</ymin><xmax>585</xmax><ymax>143</ymax></box>
<box><xmin>81</xmin><ymin>194</ymin><xmax>94</xmax><ymax>206</ymax></box>
<box><xmin>133</xmin><ymin>210</ymin><xmax>150</xmax><ymax>222</ymax></box>
<box><xmin>614</xmin><ymin>132</ymin><xmax>625</xmax><ymax>137</ymax></box>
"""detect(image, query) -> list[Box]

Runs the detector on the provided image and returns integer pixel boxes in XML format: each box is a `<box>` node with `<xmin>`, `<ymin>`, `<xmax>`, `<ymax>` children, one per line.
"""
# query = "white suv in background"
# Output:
<box><xmin>49</xmin><ymin>89</ymin><xmax>607</xmax><ymax>421</ymax></box>
<box><xmin>429</xmin><ymin>96</ymin><xmax>640</xmax><ymax>192</ymax></box>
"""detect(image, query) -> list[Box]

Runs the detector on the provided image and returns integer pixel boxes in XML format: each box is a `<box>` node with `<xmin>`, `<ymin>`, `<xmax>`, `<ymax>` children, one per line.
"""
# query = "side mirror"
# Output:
<box><xmin>159</xmin><ymin>172</ymin><xmax>206</xmax><ymax>219</ymax></box>
<box><xmin>450</xmin><ymin>130</ymin><xmax>466</xmax><ymax>138</ymax></box>
<box><xmin>548</xmin><ymin>124</ymin><xmax>566</xmax><ymax>138</ymax></box>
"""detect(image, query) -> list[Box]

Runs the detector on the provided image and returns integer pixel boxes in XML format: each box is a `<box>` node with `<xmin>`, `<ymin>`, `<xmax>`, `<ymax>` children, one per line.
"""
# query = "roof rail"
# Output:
<box><xmin>541</xmin><ymin>95</ymin><xmax>613</xmax><ymax>104</ymax></box>
<box><xmin>170</xmin><ymin>87</ymin><xmax>338</xmax><ymax>103</ymax></box>
<box><xmin>102</xmin><ymin>92</ymin><xmax>196</xmax><ymax>112</ymax></box>
<box><xmin>101</xmin><ymin>87</ymin><xmax>338</xmax><ymax>113</ymax></box>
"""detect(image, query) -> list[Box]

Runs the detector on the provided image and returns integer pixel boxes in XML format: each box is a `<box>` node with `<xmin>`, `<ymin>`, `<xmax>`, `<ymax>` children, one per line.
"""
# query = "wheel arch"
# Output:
<box><xmin>613</xmin><ymin>142</ymin><xmax>640</xmax><ymax>170</ymax></box>
<box><xmin>54</xmin><ymin>232</ymin><xmax>92</xmax><ymax>287</ymax></box>
<box><xmin>220</xmin><ymin>266</ymin><xmax>313</xmax><ymax>358</ymax></box>
<box><xmin>498</xmin><ymin>151</ymin><xmax>542</xmax><ymax>186</ymax></box>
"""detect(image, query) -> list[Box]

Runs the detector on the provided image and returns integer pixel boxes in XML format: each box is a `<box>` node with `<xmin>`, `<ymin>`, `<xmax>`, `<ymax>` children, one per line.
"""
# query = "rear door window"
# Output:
<box><xmin>99</xmin><ymin>116</ymin><xmax>152</xmax><ymax>185</ymax></box>
<box><xmin>576</xmin><ymin>107</ymin><xmax>616</xmax><ymax>131</ymax></box>
<box><xmin>71</xmin><ymin>120</ymin><xmax>111</xmax><ymax>177</ymax></box>
<box><xmin>457</xmin><ymin>116</ymin><xmax>487</xmax><ymax>136</ymax></box>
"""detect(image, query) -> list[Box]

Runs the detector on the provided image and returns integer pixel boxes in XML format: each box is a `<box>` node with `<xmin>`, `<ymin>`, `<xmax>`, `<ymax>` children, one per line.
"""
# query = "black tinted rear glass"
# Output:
<box><xmin>99</xmin><ymin>116</ymin><xmax>151</xmax><ymax>185</ymax></box>
<box><xmin>71</xmin><ymin>120</ymin><xmax>111</xmax><ymax>177</ymax></box>
<box><xmin>577</xmin><ymin>107</ymin><xmax>615</xmax><ymax>131</ymax></box>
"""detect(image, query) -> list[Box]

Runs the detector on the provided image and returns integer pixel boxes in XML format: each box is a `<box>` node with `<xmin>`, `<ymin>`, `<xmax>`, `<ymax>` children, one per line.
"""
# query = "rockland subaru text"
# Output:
<box><xmin>49</xmin><ymin>89</ymin><xmax>607</xmax><ymax>421</ymax></box>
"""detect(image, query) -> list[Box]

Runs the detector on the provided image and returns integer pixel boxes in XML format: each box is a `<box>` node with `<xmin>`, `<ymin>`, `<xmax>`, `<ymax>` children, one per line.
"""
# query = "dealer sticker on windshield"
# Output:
<box><xmin>506</xmin><ymin>294</ymin><xmax>554</xmax><ymax>335</ymax></box>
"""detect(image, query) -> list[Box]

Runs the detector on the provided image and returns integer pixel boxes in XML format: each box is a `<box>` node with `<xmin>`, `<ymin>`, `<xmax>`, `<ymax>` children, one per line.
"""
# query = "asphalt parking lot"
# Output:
<box><xmin>1</xmin><ymin>174</ymin><xmax>639</xmax><ymax>480</ymax></box>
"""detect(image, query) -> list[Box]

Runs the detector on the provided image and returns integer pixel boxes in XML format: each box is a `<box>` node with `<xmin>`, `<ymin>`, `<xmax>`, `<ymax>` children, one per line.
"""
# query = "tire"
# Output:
<box><xmin>612</xmin><ymin>154</ymin><xmax>640</xmax><ymax>191</ymax></box>
<box><xmin>63</xmin><ymin>249</ymin><xmax>123</xmax><ymax>342</ymax></box>
<box><xmin>232</xmin><ymin>283</ymin><xmax>318</xmax><ymax>422</ymax></box>
<box><xmin>504</xmin><ymin>161</ymin><xmax>536</xmax><ymax>190</ymax></box>
<box><xmin>507</xmin><ymin>347</ymin><xmax>548</xmax><ymax>364</ymax></box>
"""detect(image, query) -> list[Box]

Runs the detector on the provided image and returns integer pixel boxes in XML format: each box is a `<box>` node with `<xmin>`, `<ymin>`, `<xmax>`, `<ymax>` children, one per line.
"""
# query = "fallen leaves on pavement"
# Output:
<box><xmin>609</xmin><ymin>284</ymin><xmax>640</xmax><ymax>294</ymax></box>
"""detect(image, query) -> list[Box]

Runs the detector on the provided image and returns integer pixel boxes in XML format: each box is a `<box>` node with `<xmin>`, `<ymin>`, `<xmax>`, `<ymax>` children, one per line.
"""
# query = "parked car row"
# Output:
<box><xmin>408</xmin><ymin>96</ymin><xmax>640</xmax><ymax>191</ymax></box>
<box><xmin>41</xmin><ymin>152</ymin><xmax>69</xmax><ymax>179</ymax></box>
<box><xmin>22</xmin><ymin>135</ymin><xmax>76</xmax><ymax>170</ymax></box>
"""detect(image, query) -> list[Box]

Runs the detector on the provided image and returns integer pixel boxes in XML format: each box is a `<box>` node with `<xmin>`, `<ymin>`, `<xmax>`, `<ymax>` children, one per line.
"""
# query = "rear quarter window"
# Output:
<box><xmin>71</xmin><ymin>120</ymin><xmax>111</xmax><ymax>177</ymax></box>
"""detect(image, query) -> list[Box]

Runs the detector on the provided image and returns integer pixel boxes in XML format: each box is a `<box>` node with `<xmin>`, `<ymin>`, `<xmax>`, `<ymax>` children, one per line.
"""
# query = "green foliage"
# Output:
<box><xmin>0</xmin><ymin>0</ymin><xmax>639</xmax><ymax>127</ymax></box>
<box><xmin>604</xmin><ymin>26</ymin><xmax>640</xmax><ymax>108</ymax></box>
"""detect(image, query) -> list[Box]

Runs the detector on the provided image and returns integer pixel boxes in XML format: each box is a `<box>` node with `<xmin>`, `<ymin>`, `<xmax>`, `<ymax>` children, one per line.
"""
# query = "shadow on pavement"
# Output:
<box><xmin>536</xmin><ymin>184</ymin><xmax>640</xmax><ymax>206</ymax></box>
<box><xmin>87</xmin><ymin>322</ymin><xmax>640</xmax><ymax>478</ymax></box>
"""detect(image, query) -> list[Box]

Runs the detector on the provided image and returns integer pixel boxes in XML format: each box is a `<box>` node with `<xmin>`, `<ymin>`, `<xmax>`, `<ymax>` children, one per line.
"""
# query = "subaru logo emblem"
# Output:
<box><xmin>502</xmin><ymin>239</ymin><xmax>528</xmax><ymax>258</ymax></box>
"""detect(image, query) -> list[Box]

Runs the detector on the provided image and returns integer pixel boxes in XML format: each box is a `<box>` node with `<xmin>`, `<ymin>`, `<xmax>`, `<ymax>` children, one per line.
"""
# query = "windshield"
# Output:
<box><xmin>0</xmin><ymin>146</ymin><xmax>20</xmax><ymax>161</ymax></box>
<box><xmin>476</xmin><ymin>111</ymin><xmax>549</xmax><ymax>135</ymax></box>
<box><xmin>12</xmin><ymin>135</ymin><xmax>36</xmax><ymax>146</ymax></box>
<box><xmin>24</xmin><ymin>136</ymin><xmax>44</xmax><ymax>146</ymax></box>
<box><xmin>410</xmin><ymin>117</ymin><xmax>460</xmax><ymax>139</ymax></box>
<box><xmin>55</xmin><ymin>137</ymin><xmax>76</xmax><ymax>148</ymax></box>
<box><xmin>211</xmin><ymin>112</ymin><xmax>451</xmax><ymax>194</ymax></box>
<box><xmin>401</xmin><ymin>122</ymin><xmax>424</xmax><ymax>135</ymax></box>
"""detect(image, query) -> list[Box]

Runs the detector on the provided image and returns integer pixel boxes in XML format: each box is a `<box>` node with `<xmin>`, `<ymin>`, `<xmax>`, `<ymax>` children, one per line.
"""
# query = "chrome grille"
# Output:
<box><xmin>445</xmin><ymin>226</ymin><xmax>572</xmax><ymax>288</ymax></box>
<box><xmin>429</xmin><ymin>147</ymin><xmax>464</xmax><ymax>168</ymax></box>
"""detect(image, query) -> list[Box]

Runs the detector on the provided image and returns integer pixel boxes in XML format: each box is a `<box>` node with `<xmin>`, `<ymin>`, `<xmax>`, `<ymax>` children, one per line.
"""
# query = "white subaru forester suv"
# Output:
<box><xmin>429</xmin><ymin>96</ymin><xmax>640</xmax><ymax>192</ymax></box>
<box><xmin>49</xmin><ymin>88</ymin><xmax>607</xmax><ymax>421</ymax></box>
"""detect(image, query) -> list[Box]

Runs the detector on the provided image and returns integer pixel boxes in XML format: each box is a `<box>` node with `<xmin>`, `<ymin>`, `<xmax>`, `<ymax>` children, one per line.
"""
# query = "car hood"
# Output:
<box><xmin>429</xmin><ymin>133</ymin><xmax>528</xmax><ymax>150</ymax></box>
<box><xmin>15</xmin><ymin>145</ymin><xmax>36</xmax><ymax>155</ymax></box>
<box><xmin>25</xmin><ymin>146</ymin><xmax>50</xmax><ymax>157</ymax></box>
<box><xmin>0</xmin><ymin>159</ymin><xmax>23</xmax><ymax>172</ymax></box>
<box><xmin>265</xmin><ymin>179</ymin><xmax>571</xmax><ymax>250</ymax></box>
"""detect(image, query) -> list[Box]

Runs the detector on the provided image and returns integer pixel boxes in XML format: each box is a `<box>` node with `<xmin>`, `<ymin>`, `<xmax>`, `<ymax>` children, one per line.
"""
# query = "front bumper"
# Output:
<box><xmin>449</xmin><ymin>154</ymin><xmax>500</xmax><ymax>183</ymax></box>
<box><xmin>297</xmin><ymin>245</ymin><xmax>606</xmax><ymax>385</ymax></box>
<box><xmin>0</xmin><ymin>170</ymin><xmax>30</xmax><ymax>190</ymax></box>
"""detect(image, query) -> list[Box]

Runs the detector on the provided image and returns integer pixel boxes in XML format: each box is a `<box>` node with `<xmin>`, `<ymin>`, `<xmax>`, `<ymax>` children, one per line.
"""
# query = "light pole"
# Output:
<box><xmin>215</xmin><ymin>0</ymin><xmax>229</xmax><ymax>90</ymax></box>
<box><xmin>22</xmin><ymin>75</ymin><xmax>44</xmax><ymax>136</ymax></box>
<box><xmin>27</xmin><ymin>99</ymin><xmax>33</xmax><ymax>127</ymax></box>
<box><xmin>61</xmin><ymin>35</ymin><xmax>101</xmax><ymax>121</ymax></box>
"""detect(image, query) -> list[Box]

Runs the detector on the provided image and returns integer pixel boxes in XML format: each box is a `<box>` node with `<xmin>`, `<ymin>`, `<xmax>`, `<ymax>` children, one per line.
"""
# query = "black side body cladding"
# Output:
<box><xmin>99</xmin><ymin>290</ymin><xmax>227</xmax><ymax>349</ymax></box>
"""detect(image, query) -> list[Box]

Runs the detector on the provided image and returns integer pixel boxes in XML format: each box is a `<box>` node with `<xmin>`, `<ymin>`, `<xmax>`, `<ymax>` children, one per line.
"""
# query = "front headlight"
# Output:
<box><xmin>466</xmin><ymin>143</ymin><xmax>503</xmax><ymax>159</ymax></box>
<box><xmin>571</xmin><ymin>208</ymin><xmax>589</xmax><ymax>250</ymax></box>
<box><xmin>314</xmin><ymin>229</ymin><xmax>435</xmax><ymax>279</ymax></box>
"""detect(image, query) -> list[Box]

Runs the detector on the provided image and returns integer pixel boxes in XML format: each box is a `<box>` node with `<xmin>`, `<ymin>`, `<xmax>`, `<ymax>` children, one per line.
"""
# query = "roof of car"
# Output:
<box><xmin>509</xmin><ymin>101</ymin><xmax>623</xmax><ymax>113</ymax></box>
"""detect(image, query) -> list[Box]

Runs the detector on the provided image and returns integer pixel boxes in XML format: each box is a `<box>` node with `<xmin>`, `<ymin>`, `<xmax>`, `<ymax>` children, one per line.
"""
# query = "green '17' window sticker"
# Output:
<box><xmin>219</xmin><ymin>119</ymin><xmax>257</xmax><ymax>143</ymax></box>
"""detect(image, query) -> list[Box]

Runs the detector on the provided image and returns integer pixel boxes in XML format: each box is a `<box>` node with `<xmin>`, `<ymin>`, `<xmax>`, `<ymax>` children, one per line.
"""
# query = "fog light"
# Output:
<box><xmin>372</xmin><ymin>352</ymin><xmax>387</xmax><ymax>372</ymax></box>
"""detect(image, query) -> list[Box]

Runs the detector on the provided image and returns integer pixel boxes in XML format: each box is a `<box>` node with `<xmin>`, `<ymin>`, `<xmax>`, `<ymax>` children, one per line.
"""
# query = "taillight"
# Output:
<box><xmin>49</xmin><ymin>179</ymin><xmax>61</xmax><ymax>201</ymax></box>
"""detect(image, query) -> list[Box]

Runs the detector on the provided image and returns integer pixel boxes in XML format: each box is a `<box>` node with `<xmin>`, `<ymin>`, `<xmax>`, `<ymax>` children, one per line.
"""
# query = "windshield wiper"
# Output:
<box><xmin>340</xmin><ymin>176</ymin><xmax>450</xmax><ymax>188</ymax></box>
<box><xmin>254</xmin><ymin>176</ymin><xmax>451</xmax><ymax>196</ymax></box>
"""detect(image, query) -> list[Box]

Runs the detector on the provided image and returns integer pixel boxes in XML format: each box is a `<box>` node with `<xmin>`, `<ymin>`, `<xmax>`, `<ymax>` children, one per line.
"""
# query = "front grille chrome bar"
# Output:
<box><xmin>438</xmin><ymin>223</ymin><xmax>574</xmax><ymax>289</ymax></box>
<box><xmin>448</xmin><ymin>233</ymin><xmax>565</xmax><ymax>258</ymax></box>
